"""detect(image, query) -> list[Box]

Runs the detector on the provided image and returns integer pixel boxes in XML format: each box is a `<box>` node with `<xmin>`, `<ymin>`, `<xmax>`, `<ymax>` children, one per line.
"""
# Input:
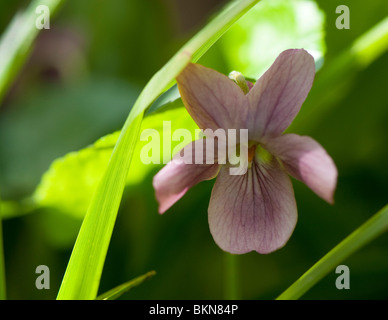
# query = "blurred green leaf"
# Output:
<box><xmin>96</xmin><ymin>271</ymin><xmax>156</xmax><ymax>300</ymax></box>
<box><xmin>218</xmin><ymin>0</ymin><xmax>325</xmax><ymax>78</ymax></box>
<box><xmin>351</xmin><ymin>16</ymin><xmax>388</xmax><ymax>67</ymax></box>
<box><xmin>0</xmin><ymin>199</ymin><xmax>35</xmax><ymax>219</ymax></box>
<box><xmin>33</xmin><ymin>107</ymin><xmax>198</xmax><ymax>219</ymax></box>
<box><xmin>0</xmin><ymin>77</ymin><xmax>140</xmax><ymax>199</ymax></box>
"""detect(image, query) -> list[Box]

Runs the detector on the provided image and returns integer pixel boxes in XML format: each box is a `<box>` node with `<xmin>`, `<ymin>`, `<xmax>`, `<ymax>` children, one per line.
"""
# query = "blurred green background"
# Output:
<box><xmin>0</xmin><ymin>0</ymin><xmax>387</xmax><ymax>299</ymax></box>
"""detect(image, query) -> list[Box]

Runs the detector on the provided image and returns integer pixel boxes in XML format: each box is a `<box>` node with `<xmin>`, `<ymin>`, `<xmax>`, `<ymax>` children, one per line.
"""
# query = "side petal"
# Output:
<box><xmin>208</xmin><ymin>159</ymin><xmax>297</xmax><ymax>254</ymax></box>
<box><xmin>177</xmin><ymin>63</ymin><xmax>248</xmax><ymax>131</ymax></box>
<box><xmin>153</xmin><ymin>139</ymin><xmax>221</xmax><ymax>214</ymax></box>
<box><xmin>264</xmin><ymin>134</ymin><xmax>337</xmax><ymax>204</ymax></box>
<box><xmin>247</xmin><ymin>49</ymin><xmax>315</xmax><ymax>140</ymax></box>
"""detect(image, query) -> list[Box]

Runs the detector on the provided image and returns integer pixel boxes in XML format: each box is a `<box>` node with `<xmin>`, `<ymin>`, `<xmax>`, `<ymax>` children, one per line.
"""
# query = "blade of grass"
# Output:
<box><xmin>57</xmin><ymin>0</ymin><xmax>261</xmax><ymax>300</ymax></box>
<box><xmin>0</xmin><ymin>0</ymin><xmax>64</xmax><ymax>105</ymax></box>
<box><xmin>96</xmin><ymin>271</ymin><xmax>156</xmax><ymax>300</ymax></box>
<box><xmin>277</xmin><ymin>204</ymin><xmax>388</xmax><ymax>300</ymax></box>
<box><xmin>57</xmin><ymin>112</ymin><xmax>144</xmax><ymax>300</ymax></box>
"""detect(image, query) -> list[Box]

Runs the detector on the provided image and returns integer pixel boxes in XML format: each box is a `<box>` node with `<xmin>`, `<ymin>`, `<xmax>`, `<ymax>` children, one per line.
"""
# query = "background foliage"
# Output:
<box><xmin>0</xmin><ymin>0</ymin><xmax>387</xmax><ymax>299</ymax></box>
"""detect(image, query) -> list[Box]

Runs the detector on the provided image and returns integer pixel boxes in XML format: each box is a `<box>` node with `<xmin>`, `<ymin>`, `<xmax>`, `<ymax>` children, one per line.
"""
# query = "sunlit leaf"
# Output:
<box><xmin>219</xmin><ymin>0</ymin><xmax>326</xmax><ymax>78</ymax></box>
<box><xmin>33</xmin><ymin>107</ymin><xmax>198</xmax><ymax>219</ymax></box>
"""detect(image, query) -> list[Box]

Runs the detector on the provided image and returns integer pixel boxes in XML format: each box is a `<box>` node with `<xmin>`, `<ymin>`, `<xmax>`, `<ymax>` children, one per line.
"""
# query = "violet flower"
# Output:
<box><xmin>153</xmin><ymin>49</ymin><xmax>337</xmax><ymax>254</ymax></box>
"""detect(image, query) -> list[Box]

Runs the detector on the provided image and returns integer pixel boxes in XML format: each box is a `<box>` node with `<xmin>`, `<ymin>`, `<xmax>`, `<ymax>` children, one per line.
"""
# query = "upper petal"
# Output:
<box><xmin>264</xmin><ymin>134</ymin><xmax>338</xmax><ymax>204</ymax></box>
<box><xmin>177</xmin><ymin>63</ymin><xmax>248</xmax><ymax>131</ymax></box>
<box><xmin>208</xmin><ymin>158</ymin><xmax>297</xmax><ymax>254</ymax></box>
<box><xmin>153</xmin><ymin>139</ymin><xmax>221</xmax><ymax>214</ymax></box>
<box><xmin>247</xmin><ymin>49</ymin><xmax>316</xmax><ymax>140</ymax></box>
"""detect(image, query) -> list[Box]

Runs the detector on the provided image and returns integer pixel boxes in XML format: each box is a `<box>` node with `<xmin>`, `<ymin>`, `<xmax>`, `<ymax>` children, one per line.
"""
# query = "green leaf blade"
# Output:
<box><xmin>277</xmin><ymin>204</ymin><xmax>388</xmax><ymax>300</ymax></box>
<box><xmin>0</xmin><ymin>0</ymin><xmax>64</xmax><ymax>104</ymax></box>
<box><xmin>57</xmin><ymin>112</ymin><xmax>143</xmax><ymax>300</ymax></box>
<box><xmin>96</xmin><ymin>271</ymin><xmax>156</xmax><ymax>301</ymax></box>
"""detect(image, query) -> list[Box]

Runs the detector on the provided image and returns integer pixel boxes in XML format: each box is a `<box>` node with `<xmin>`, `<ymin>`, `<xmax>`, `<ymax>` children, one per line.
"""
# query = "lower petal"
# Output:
<box><xmin>208</xmin><ymin>159</ymin><xmax>297</xmax><ymax>254</ymax></box>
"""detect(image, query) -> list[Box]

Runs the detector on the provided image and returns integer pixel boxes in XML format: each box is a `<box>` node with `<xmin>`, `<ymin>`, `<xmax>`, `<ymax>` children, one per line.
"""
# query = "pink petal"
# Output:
<box><xmin>208</xmin><ymin>159</ymin><xmax>297</xmax><ymax>254</ymax></box>
<box><xmin>153</xmin><ymin>139</ymin><xmax>221</xmax><ymax>214</ymax></box>
<box><xmin>264</xmin><ymin>134</ymin><xmax>337</xmax><ymax>204</ymax></box>
<box><xmin>177</xmin><ymin>63</ymin><xmax>248</xmax><ymax>131</ymax></box>
<box><xmin>247</xmin><ymin>49</ymin><xmax>316</xmax><ymax>140</ymax></box>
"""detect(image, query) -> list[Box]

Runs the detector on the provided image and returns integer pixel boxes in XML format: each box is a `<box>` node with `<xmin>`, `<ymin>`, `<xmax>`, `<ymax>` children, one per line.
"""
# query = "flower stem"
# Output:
<box><xmin>277</xmin><ymin>204</ymin><xmax>388</xmax><ymax>300</ymax></box>
<box><xmin>224</xmin><ymin>253</ymin><xmax>239</xmax><ymax>299</ymax></box>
